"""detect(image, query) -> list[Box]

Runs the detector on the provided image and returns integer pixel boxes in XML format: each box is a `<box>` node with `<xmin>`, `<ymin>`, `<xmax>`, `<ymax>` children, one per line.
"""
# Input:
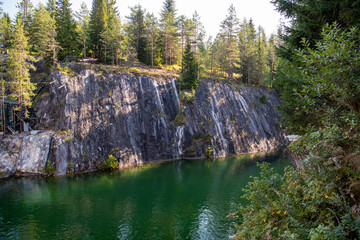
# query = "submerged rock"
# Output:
<box><xmin>0</xmin><ymin>69</ymin><xmax>287</xmax><ymax>177</ymax></box>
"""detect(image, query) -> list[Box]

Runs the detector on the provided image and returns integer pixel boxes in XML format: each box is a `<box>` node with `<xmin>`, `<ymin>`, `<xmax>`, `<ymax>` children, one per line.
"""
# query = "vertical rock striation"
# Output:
<box><xmin>0</xmin><ymin>68</ymin><xmax>286</xmax><ymax>177</ymax></box>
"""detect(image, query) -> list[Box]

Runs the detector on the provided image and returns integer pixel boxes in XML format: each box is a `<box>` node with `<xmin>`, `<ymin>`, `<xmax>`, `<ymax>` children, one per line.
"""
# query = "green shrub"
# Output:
<box><xmin>202</xmin><ymin>133</ymin><xmax>212</xmax><ymax>144</ymax></box>
<box><xmin>45</xmin><ymin>162</ymin><xmax>56</xmax><ymax>176</ymax></box>
<box><xmin>259</xmin><ymin>94</ymin><xmax>268</xmax><ymax>104</ymax></box>
<box><xmin>99</xmin><ymin>154</ymin><xmax>118</xmax><ymax>170</ymax></box>
<box><xmin>205</xmin><ymin>145</ymin><xmax>213</xmax><ymax>158</ymax></box>
<box><xmin>235</xmin><ymin>25</ymin><xmax>360</xmax><ymax>240</ymax></box>
<box><xmin>179</xmin><ymin>89</ymin><xmax>196</xmax><ymax>104</ymax></box>
<box><xmin>235</xmin><ymin>162</ymin><xmax>360</xmax><ymax>239</ymax></box>
<box><xmin>173</xmin><ymin>106</ymin><xmax>187</xmax><ymax>125</ymax></box>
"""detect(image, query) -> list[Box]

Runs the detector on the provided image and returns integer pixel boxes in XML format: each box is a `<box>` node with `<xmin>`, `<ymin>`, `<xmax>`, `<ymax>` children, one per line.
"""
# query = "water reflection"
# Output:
<box><xmin>0</xmin><ymin>149</ymin><xmax>288</xmax><ymax>240</ymax></box>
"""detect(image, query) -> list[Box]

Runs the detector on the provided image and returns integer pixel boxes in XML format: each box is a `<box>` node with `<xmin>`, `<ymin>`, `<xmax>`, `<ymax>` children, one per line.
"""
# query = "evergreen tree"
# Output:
<box><xmin>160</xmin><ymin>0</ymin><xmax>178</xmax><ymax>65</ymax></box>
<box><xmin>219</xmin><ymin>4</ymin><xmax>239</xmax><ymax>79</ymax></box>
<box><xmin>55</xmin><ymin>0</ymin><xmax>79</xmax><ymax>60</ymax></box>
<box><xmin>46</xmin><ymin>0</ymin><xmax>56</xmax><ymax>18</ymax></box>
<box><xmin>266</xmin><ymin>33</ymin><xmax>278</xmax><ymax>86</ymax></box>
<box><xmin>89</xmin><ymin>0</ymin><xmax>106</xmax><ymax>59</ymax></box>
<box><xmin>100</xmin><ymin>8</ymin><xmax>122</xmax><ymax>65</ymax></box>
<box><xmin>254</xmin><ymin>26</ymin><xmax>268</xmax><ymax>85</ymax></box>
<box><xmin>7</xmin><ymin>14</ymin><xmax>36</xmax><ymax>118</ymax></box>
<box><xmin>75</xmin><ymin>2</ymin><xmax>90</xmax><ymax>59</ymax></box>
<box><xmin>244</xmin><ymin>19</ymin><xmax>257</xmax><ymax>84</ymax></box>
<box><xmin>29</xmin><ymin>4</ymin><xmax>57</xmax><ymax>60</ymax></box>
<box><xmin>177</xmin><ymin>15</ymin><xmax>188</xmax><ymax>57</ymax></box>
<box><xmin>126</xmin><ymin>4</ymin><xmax>147</xmax><ymax>63</ymax></box>
<box><xmin>271</xmin><ymin>0</ymin><xmax>360</xmax><ymax>59</ymax></box>
<box><xmin>17</xmin><ymin>0</ymin><xmax>33</xmax><ymax>31</ymax></box>
<box><xmin>0</xmin><ymin>13</ymin><xmax>11</xmax><ymax>52</ymax></box>
<box><xmin>191</xmin><ymin>11</ymin><xmax>206</xmax><ymax>78</ymax></box>
<box><xmin>180</xmin><ymin>38</ymin><xmax>198</xmax><ymax>90</ymax></box>
<box><xmin>145</xmin><ymin>13</ymin><xmax>160</xmax><ymax>66</ymax></box>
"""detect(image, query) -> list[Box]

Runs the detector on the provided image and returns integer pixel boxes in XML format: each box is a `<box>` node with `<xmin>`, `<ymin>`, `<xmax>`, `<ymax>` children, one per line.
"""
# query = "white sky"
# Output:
<box><xmin>3</xmin><ymin>0</ymin><xmax>285</xmax><ymax>37</ymax></box>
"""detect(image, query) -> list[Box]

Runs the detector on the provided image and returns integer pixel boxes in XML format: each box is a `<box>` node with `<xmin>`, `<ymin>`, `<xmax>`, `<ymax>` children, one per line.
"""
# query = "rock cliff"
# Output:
<box><xmin>0</xmin><ymin>68</ymin><xmax>286</xmax><ymax>177</ymax></box>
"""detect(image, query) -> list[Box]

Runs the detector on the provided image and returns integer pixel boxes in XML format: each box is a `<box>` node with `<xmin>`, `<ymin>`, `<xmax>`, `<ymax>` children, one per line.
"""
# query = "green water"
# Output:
<box><xmin>0</xmin><ymin>150</ymin><xmax>289</xmax><ymax>240</ymax></box>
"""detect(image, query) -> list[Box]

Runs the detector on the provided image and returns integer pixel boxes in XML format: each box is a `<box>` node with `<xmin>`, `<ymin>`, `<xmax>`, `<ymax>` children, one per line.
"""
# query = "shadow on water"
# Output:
<box><xmin>0</xmin><ymin>149</ymin><xmax>289</xmax><ymax>240</ymax></box>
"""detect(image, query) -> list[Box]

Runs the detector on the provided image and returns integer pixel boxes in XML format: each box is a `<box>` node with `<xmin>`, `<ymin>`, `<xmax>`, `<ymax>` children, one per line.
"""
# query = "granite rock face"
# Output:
<box><xmin>0</xmin><ymin>131</ymin><xmax>53</xmax><ymax>177</ymax></box>
<box><xmin>0</xmin><ymin>69</ymin><xmax>286</xmax><ymax>177</ymax></box>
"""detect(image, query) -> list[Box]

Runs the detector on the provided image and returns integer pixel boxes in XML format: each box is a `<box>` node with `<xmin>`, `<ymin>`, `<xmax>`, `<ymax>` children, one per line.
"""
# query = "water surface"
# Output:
<box><xmin>0</xmin><ymin>150</ymin><xmax>289</xmax><ymax>239</ymax></box>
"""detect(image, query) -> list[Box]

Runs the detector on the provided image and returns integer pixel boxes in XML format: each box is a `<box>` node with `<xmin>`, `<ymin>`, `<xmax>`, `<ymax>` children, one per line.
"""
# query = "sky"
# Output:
<box><xmin>3</xmin><ymin>0</ymin><xmax>286</xmax><ymax>38</ymax></box>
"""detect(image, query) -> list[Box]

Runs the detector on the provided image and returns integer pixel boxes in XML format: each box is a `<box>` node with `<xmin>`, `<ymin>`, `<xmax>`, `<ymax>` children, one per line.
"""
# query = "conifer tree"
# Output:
<box><xmin>89</xmin><ymin>0</ymin><xmax>106</xmax><ymax>59</ymax></box>
<box><xmin>160</xmin><ymin>0</ymin><xmax>178</xmax><ymax>65</ymax></box>
<box><xmin>7</xmin><ymin>14</ymin><xmax>36</xmax><ymax>119</ymax></box>
<box><xmin>219</xmin><ymin>4</ymin><xmax>239</xmax><ymax>79</ymax></box>
<box><xmin>271</xmin><ymin>0</ymin><xmax>360</xmax><ymax>59</ymax></box>
<box><xmin>46</xmin><ymin>0</ymin><xmax>56</xmax><ymax>18</ymax></box>
<box><xmin>244</xmin><ymin>19</ymin><xmax>257</xmax><ymax>84</ymax></box>
<box><xmin>127</xmin><ymin>4</ymin><xmax>147</xmax><ymax>63</ymax></box>
<box><xmin>29</xmin><ymin>4</ymin><xmax>57</xmax><ymax>60</ymax></box>
<box><xmin>0</xmin><ymin>13</ymin><xmax>11</xmax><ymax>52</ymax></box>
<box><xmin>145</xmin><ymin>13</ymin><xmax>160</xmax><ymax>66</ymax></box>
<box><xmin>75</xmin><ymin>2</ymin><xmax>90</xmax><ymax>59</ymax></box>
<box><xmin>180</xmin><ymin>39</ymin><xmax>198</xmax><ymax>90</ymax></box>
<box><xmin>17</xmin><ymin>0</ymin><xmax>33</xmax><ymax>31</ymax></box>
<box><xmin>55</xmin><ymin>0</ymin><xmax>79</xmax><ymax>60</ymax></box>
<box><xmin>191</xmin><ymin>11</ymin><xmax>205</xmax><ymax>79</ymax></box>
<box><xmin>254</xmin><ymin>26</ymin><xmax>268</xmax><ymax>85</ymax></box>
<box><xmin>100</xmin><ymin>9</ymin><xmax>122</xmax><ymax>65</ymax></box>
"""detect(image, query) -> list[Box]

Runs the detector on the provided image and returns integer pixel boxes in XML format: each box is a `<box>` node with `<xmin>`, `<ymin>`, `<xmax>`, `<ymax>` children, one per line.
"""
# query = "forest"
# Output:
<box><xmin>0</xmin><ymin>0</ymin><xmax>278</xmax><ymax>84</ymax></box>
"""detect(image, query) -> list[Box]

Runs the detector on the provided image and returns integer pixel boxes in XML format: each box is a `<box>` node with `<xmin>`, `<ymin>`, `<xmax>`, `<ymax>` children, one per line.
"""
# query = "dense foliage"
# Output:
<box><xmin>235</xmin><ymin>20</ymin><xmax>360</xmax><ymax>240</ymax></box>
<box><xmin>180</xmin><ymin>39</ymin><xmax>198</xmax><ymax>90</ymax></box>
<box><xmin>1</xmin><ymin>0</ymin><xmax>278</xmax><ymax>84</ymax></box>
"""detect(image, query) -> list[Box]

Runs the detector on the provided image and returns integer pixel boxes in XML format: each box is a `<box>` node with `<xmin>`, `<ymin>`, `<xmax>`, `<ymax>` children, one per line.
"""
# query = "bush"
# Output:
<box><xmin>45</xmin><ymin>162</ymin><xmax>56</xmax><ymax>176</ymax></box>
<box><xmin>179</xmin><ymin>89</ymin><xmax>196</xmax><ymax>104</ymax></box>
<box><xmin>235</xmin><ymin>163</ymin><xmax>360</xmax><ymax>239</ymax></box>
<box><xmin>173</xmin><ymin>106</ymin><xmax>187</xmax><ymax>125</ymax></box>
<box><xmin>205</xmin><ymin>145</ymin><xmax>213</xmax><ymax>158</ymax></box>
<box><xmin>99</xmin><ymin>154</ymin><xmax>118</xmax><ymax>170</ymax></box>
<box><xmin>235</xmin><ymin>24</ymin><xmax>360</xmax><ymax>240</ymax></box>
<box><xmin>259</xmin><ymin>94</ymin><xmax>268</xmax><ymax>104</ymax></box>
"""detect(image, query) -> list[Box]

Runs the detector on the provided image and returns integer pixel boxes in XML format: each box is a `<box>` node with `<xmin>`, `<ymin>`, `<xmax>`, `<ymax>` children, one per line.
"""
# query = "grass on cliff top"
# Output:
<box><xmin>61</xmin><ymin>60</ymin><xmax>179</xmax><ymax>79</ymax></box>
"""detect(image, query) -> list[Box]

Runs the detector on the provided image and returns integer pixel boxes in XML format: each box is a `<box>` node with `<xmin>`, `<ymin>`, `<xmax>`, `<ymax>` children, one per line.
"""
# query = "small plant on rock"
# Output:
<box><xmin>205</xmin><ymin>145</ymin><xmax>213</xmax><ymax>158</ymax></box>
<box><xmin>99</xmin><ymin>154</ymin><xmax>118</xmax><ymax>170</ymax></box>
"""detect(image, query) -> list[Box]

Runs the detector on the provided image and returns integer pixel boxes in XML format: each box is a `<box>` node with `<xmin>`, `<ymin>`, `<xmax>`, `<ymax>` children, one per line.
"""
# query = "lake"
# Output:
<box><xmin>0</xmin><ymin>150</ymin><xmax>289</xmax><ymax>240</ymax></box>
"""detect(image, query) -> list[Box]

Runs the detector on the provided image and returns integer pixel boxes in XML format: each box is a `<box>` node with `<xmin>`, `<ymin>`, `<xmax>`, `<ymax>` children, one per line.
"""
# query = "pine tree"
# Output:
<box><xmin>126</xmin><ymin>4</ymin><xmax>147</xmax><ymax>63</ymax></box>
<box><xmin>55</xmin><ymin>0</ymin><xmax>79</xmax><ymax>60</ymax></box>
<box><xmin>219</xmin><ymin>4</ymin><xmax>239</xmax><ymax>80</ymax></box>
<box><xmin>75</xmin><ymin>2</ymin><xmax>90</xmax><ymax>59</ymax></box>
<box><xmin>160</xmin><ymin>0</ymin><xmax>178</xmax><ymax>65</ymax></box>
<box><xmin>89</xmin><ymin>0</ymin><xmax>107</xmax><ymax>59</ymax></box>
<box><xmin>180</xmin><ymin>39</ymin><xmax>198</xmax><ymax>90</ymax></box>
<box><xmin>17</xmin><ymin>0</ymin><xmax>33</xmax><ymax>31</ymax></box>
<box><xmin>29</xmin><ymin>4</ymin><xmax>57</xmax><ymax>59</ymax></box>
<box><xmin>46</xmin><ymin>0</ymin><xmax>56</xmax><ymax>18</ymax></box>
<box><xmin>7</xmin><ymin>14</ymin><xmax>36</xmax><ymax>119</ymax></box>
<box><xmin>100</xmin><ymin>8</ymin><xmax>122</xmax><ymax>65</ymax></box>
<box><xmin>145</xmin><ymin>13</ymin><xmax>160</xmax><ymax>66</ymax></box>
<box><xmin>191</xmin><ymin>11</ymin><xmax>205</xmax><ymax>79</ymax></box>
<box><xmin>254</xmin><ymin>26</ymin><xmax>268</xmax><ymax>85</ymax></box>
<box><xmin>244</xmin><ymin>19</ymin><xmax>257</xmax><ymax>84</ymax></box>
<box><xmin>0</xmin><ymin>13</ymin><xmax>11</xmax><ymax>53</ymax></box>
<box><xmin>271</xmin><ymin>0</ymin><xmax>360</xmax><ymax>59</ymax></box>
